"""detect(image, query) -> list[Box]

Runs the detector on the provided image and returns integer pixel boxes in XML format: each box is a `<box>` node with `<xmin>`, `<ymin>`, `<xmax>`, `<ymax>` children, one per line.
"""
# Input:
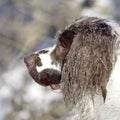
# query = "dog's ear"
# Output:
<box><xmin>58</xmin><ymin>30</ymin><xmax>75</xmax><ymax>53</ymax></box>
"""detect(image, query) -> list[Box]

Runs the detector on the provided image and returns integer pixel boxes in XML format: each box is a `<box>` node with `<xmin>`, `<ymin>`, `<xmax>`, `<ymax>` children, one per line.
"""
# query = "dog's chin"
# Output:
<box><xmin>28</xmin><ymin>68</ymin><xmax>61</xmax><ymax>90</ymax></box>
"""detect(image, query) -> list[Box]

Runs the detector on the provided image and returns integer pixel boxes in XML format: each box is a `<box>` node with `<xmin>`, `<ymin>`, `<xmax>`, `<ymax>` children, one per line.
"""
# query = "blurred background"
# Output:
<box><xmin>0</xmin><ymin>0</ymin><xmax>120</xmax><ymax>120</ymax></box>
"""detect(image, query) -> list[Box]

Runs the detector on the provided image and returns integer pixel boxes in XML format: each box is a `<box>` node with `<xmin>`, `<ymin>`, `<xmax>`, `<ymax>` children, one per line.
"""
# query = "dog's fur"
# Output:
<box><xmin>24</xmin><ymin>17</ymin><xmax>120</xmax><ymax>120</ymax></box>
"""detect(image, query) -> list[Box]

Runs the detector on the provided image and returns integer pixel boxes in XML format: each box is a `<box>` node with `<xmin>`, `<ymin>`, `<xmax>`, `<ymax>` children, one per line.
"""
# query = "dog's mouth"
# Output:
<box><xmin>29</xmin><ymin>68</ymin><xmax>61</xmax><ymax>90</ymax></box>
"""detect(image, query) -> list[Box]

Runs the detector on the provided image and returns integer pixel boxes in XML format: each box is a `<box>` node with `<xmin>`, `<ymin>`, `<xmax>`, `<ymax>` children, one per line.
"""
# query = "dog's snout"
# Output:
<box><xmin>24</xmin><ymin>54</ymin><xmax>36</xmax><ymax>67</ymax></box>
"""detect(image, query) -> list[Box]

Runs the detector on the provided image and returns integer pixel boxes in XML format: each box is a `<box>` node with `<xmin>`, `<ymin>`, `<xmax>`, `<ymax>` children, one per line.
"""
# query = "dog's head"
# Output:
<box><xmin>24</xmin><ymin>17</ymin><xmax>120</xmax><ymax>92</ymax></box>
<box><xmin>24</xmin><ymin>19</ymin><xmax>77</xmax><ymax>89</ymax></box>
<box><xmin>24</xmin><ymin>31</ymin><xmax>74</xmax><ymax>89</ymax></box>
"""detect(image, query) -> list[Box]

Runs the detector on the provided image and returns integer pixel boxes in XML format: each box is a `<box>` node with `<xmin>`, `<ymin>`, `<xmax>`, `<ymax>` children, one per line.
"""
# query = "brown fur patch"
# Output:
<box><xmin>39</xmin><ymin>50</ymin><xmax>49</xmax><ymax>54</ymax></box>
<box><xmin>29</xmin><ymin>68</ymin><xmax>61</xmax><ymax>86</ymax></box>
<box><xmin>35</xmin><ymin>56</ymin><xmax>42</xmax><ymax>66</ymax></box>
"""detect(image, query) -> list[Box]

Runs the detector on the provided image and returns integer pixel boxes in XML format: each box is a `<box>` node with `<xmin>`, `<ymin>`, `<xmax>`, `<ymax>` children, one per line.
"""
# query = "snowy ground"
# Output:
<box><xmin>0</xmin><ymin>60</ymin><xmax>63</xmax><ymax>120</ymax></box>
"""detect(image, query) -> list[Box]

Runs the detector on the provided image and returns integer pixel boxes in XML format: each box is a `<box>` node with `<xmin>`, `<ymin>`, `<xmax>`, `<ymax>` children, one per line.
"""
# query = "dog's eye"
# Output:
<box><xmin>35</xmin><ymin>57</ymin><xmax>42</xmax><ymax>66</ymax></box>
<box><xmin>39</xmin><ymin>50</ymin><xmax>49</xmax><ymax>54</ymax></box>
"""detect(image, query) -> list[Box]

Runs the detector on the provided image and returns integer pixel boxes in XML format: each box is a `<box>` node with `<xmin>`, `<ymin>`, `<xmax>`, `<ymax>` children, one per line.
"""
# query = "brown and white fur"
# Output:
<box><xmin>24</xmin><ymin>17</ymin><xmax>120</xmax><ymax>120</ymax></box>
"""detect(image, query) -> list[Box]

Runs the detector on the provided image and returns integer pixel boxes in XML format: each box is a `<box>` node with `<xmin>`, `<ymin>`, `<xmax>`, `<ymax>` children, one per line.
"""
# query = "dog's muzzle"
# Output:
<box><xmin>24</xmin><ymin>51</ymin><xmax>61</xmax><ymax>90</ymax></box>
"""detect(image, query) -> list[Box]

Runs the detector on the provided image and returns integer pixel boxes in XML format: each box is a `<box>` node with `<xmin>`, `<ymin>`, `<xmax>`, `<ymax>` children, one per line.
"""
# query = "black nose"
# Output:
<box><xmin>24</xmin><ymin>54</ymin><xmax>36</xmax><ymax>67</ymax></box>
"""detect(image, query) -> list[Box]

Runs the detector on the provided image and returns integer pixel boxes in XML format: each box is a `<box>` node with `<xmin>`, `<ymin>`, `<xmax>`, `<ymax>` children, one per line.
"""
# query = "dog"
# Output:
<box><xmin>24</xmin><ymin>17</ymin><xmax>120</xmax><ymax>120</ymax></box>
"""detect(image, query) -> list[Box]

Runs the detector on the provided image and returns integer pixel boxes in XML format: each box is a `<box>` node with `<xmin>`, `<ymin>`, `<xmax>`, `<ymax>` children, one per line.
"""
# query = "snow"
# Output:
<box><xmin>0</xmin><ymin>61</ymin><xmax>62</xmax><ymax>119</ymax></box>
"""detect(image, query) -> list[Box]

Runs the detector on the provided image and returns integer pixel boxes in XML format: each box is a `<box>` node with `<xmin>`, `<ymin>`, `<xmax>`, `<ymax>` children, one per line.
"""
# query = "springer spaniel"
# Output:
<box><xmin>24</xmin><ymin>17</ymin><xmax>120</xmax><ymax>120</ymax></box>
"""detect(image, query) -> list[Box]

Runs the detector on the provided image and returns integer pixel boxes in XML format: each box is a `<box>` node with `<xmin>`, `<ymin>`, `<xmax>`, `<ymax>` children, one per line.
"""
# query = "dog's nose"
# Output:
<box><xmin>24</xmin><ymin>54</ymin><xmax>36</xmax><ymax>67</ymax></box>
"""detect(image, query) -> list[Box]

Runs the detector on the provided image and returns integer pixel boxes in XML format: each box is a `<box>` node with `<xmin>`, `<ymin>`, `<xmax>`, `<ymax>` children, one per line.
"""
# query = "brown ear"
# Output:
<box><xmin>58</xmin><ymin>30</ymin><xmax>75</xmax><ymax>52</ymax></box>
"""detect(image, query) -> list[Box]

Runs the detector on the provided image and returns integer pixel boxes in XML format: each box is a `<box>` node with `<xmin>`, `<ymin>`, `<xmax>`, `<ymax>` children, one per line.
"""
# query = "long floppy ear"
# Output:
<box><xmin>58</xmin><ymin>30</ymin><xmax>75</xmax><ymax>53</ymax></box>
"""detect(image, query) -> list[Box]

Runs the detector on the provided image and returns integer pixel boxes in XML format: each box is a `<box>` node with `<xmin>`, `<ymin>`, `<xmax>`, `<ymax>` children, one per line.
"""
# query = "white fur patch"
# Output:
<box><xmin>107</xmin><ymin>55</ymin><xmax>120</xmax><ymax>98</ymax></box>
<box><xmin>97</xmin><ymin>55</ymin><xmax>120</xmax><ymax>120</ymax></box>
<box><xmin>35</xmin><ymin>45</ymin><xmax>61</xmax><ymax>73</ymax></box>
